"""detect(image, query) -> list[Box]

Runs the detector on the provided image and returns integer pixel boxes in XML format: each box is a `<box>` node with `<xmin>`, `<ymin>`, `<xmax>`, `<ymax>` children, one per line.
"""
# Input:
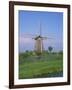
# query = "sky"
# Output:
<box><xmin>19</xmin><ymin>10</ymin><xmax>63</xmax><ymax>53</ymax></box>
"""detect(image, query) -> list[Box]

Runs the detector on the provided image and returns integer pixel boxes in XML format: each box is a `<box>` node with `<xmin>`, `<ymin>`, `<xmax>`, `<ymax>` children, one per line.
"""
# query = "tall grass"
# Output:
<box><xmin>19</xmin><ymin>52</ymin><xmax>63</xmax><ymax>79</ymax></box>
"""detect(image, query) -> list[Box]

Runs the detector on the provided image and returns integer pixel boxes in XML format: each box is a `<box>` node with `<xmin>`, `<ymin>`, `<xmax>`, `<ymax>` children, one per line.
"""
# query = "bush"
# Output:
<box><xmin>58</xmin><ymin>51</ymin><xmax>63</xmax><ymax>55</ymax></box>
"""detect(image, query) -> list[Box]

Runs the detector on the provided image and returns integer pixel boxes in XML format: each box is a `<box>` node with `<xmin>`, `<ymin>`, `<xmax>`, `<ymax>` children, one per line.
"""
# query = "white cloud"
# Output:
<box><xmin>19</xmin><ymin>36</ymin><xmax>35</xmax><ymax>44</ymax></box>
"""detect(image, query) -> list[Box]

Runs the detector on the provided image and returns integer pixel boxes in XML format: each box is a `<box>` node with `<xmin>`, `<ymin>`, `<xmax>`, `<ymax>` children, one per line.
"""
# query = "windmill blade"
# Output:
<box><xmin>32</xmin><ymin>37</ymin><xmax>36</xmax><ymax>39</ymax></box>
<box><xmin>42</xmin><ymin>37</ymin><xmax>53</xmax><ymax>39</ymax></box>
<box><xmin>20</xmin><ymin>34</ymin><xmax>38</xmax><ymax>38</ymax></box>
<box><xmin>40</xmin><ymin>22</ymin><xmax>42</xmax><ymax>36</ymax></box>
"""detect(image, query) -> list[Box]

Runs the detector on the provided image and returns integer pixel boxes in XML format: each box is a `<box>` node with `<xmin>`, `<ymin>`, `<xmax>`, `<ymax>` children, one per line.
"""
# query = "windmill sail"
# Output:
<box><xmin>40</xmin><ymin>22</ymin><xmax>42</xmax><ymax>36</ymax></box>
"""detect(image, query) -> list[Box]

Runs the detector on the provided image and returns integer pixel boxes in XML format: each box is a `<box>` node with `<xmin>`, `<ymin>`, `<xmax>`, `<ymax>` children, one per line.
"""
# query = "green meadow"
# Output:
<box><xmin>19</xmin><ymin>51</ymin><xmax>63</xmax><ymax>79</ymax></box>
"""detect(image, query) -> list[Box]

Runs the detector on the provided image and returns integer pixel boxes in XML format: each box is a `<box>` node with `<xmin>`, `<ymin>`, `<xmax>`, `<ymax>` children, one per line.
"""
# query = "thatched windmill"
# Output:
<box><xmin>32</xmin><ymin>23</ymin><xmax>47</xmax><ymax>55</ymax></box>
<box><xmin>23</xmin><ymin>22</ymin><xmax>51</xmax><ymax>55</ymax></box>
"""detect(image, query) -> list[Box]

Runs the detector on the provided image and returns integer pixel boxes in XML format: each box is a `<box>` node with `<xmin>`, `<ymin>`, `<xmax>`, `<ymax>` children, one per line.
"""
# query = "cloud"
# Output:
<box><xmin>19</xmin><ymin>33</ymin><xmax>35</xmax><ymax>44</ymax></box>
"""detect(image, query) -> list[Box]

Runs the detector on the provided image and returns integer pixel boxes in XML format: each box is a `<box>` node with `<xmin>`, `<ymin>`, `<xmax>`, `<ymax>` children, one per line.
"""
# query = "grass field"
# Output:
<box><xmin>19</xmin><ymin>52</ymin><xmax>63</xmax><ymax>79</ymax></box>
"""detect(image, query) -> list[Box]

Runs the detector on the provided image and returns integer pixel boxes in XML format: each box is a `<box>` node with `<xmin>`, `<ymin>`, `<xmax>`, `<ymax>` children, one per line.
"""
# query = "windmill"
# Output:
<box><xmin>32</xmin><ymin>23</ymin><xmax>47</xmax><ymax>55</ymax></box>
<box><xmin>23</xmin><ymin>22</ymin><xmax>51</xmax><ymax>55</ymax></box>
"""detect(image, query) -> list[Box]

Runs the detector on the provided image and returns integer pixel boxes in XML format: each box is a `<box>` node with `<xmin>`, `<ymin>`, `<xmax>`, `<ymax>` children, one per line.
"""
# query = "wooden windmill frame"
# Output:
<box><xmin>9</xmin><ymin>1</ymin><xmax>70</xmax><ymax>89</ymax></box>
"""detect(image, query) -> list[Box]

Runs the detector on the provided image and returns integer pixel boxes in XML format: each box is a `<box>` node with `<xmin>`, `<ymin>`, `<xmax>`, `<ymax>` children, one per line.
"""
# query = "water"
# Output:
<box><xmin>32</xmin><ymin>71</ymin><xmax>63</xmax><ymax>78</ymax></box>
<box><xmin>47</xmin><ymin>71</ymin><xmax>63</xmax><ymax>77</ymax></box>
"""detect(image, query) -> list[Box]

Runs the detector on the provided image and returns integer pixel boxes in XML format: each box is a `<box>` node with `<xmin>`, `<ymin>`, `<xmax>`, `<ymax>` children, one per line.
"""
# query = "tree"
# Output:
<box><xmin>48</xmin><ymin>46</ymin><xmax>53</xmax><ymax>53</ymax></box>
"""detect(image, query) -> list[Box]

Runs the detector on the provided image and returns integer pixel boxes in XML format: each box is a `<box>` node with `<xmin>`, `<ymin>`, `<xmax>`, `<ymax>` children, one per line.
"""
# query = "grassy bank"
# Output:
<box><xmin>19</xmin><ymin>52</ymin><xmax>63</xmax><ymax>79</ymax></box>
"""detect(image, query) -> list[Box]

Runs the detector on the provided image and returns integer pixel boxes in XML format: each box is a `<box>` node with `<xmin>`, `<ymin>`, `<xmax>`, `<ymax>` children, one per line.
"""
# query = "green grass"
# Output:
<box><xmin>19</xmin><ymin>52</ymin><xmax>63</xmax><ymax>79</ymax></box>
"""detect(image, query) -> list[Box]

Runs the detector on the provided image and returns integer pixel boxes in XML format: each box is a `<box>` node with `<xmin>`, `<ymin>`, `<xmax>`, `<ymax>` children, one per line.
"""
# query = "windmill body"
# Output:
<box><xmin>34</xmin><ymin>36</ymin><xmax>44</xmax><ymax>54</ymax></box>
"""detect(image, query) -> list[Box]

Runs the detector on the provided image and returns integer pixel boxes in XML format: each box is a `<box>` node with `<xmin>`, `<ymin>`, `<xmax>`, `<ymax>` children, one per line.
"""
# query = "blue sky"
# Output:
<box><xmin>19</xmin><ymin>10</ymin><xmax>63</xmax><ymax>52</ymax></box>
